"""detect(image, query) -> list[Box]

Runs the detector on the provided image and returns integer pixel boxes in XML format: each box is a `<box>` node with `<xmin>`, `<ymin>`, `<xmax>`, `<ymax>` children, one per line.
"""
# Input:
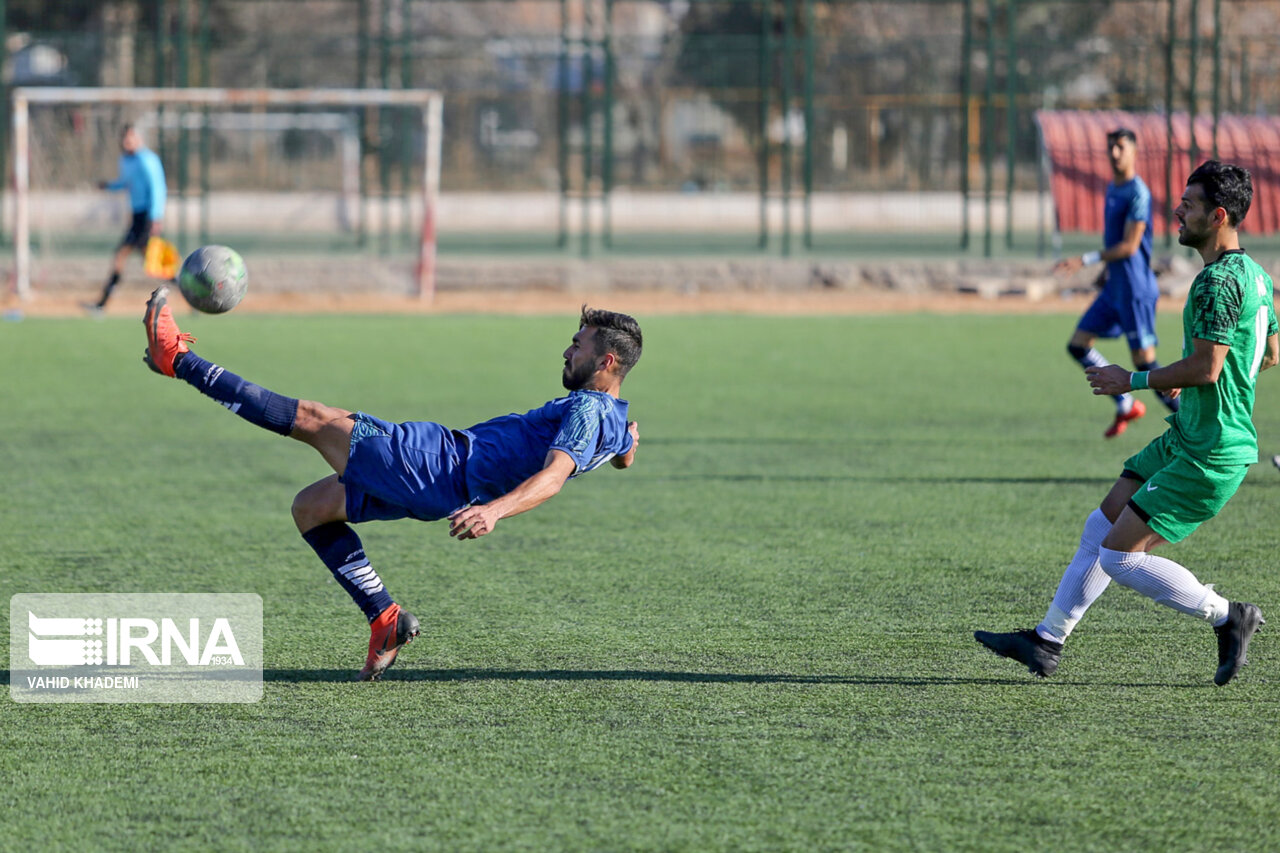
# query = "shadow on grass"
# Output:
<box><xmin>263</xmin><ymin>667</ymin><xmax>1042</xmax><ymax>687</ymax></box>
<box><xmin>647</xmin><ymin>474</ymin><xmax>1116</xmax><ymax>486</ymax></box>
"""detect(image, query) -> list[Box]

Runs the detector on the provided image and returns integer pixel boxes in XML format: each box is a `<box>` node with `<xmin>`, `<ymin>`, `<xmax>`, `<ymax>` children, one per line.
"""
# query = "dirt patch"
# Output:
<box><xmin>2</xmin><ymin>287</ymin><xmax>1110</xmax><ymax>319</ymax></box>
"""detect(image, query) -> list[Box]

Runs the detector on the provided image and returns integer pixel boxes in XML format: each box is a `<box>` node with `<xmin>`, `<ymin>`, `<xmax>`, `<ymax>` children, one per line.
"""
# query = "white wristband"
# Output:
<box><xmin>1081</xmin><ymin>250</ymin><xmax>1102</xmax><ymax>265</ymax></box>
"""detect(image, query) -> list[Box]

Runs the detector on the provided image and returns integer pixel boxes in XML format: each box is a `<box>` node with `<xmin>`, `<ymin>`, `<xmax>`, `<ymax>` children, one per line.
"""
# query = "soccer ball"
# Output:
<box><xmin>177</xmin><ymin>245</ymin><xmax>248</xmax><ymax>314</ymax></box>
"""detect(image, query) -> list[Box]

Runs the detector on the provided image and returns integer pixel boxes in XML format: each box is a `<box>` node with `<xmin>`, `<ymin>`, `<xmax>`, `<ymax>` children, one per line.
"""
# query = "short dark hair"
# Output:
<box><xmin>580</xmin><ymin>305</ymin><xmax>642</xmax><ymax>375</ymax></box>
<box><xmin>1107</xmin><ymin>127</ymin><xmax>1137</xmax><ymax>145</ymax></box>
<box><xmin>1186</xmin><ymin>160</ymin><xmax>1253</xmax><ymax>228</ymax></box>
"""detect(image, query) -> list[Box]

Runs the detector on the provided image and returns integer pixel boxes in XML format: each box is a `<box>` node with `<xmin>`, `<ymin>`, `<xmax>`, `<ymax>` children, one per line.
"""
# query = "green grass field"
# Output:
<box><xmin>3</xmin><ymin>310</ymin><xmax>1280</xmax><ymax>851</ymax></box>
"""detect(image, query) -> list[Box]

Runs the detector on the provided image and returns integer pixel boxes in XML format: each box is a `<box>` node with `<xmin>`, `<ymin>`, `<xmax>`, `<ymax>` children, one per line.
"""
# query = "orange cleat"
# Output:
<box><xmin>1104</xmin><ymin>399</ymin><xmax>1146</xmax><ymax>438</ymax></box>
<box><xmin>358</xmin><ymin>603</ymin><xmax>420</xmax><ymax>682</ymax></box>
<box><xmin>142</xmin><ymin>286</ymin><xmax>195</xmax><ymax>377</ymax></box>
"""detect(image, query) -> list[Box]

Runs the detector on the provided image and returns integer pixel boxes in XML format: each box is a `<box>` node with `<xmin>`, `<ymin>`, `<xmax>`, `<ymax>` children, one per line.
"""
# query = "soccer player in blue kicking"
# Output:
<box><xmin>1055</xmin><ymin>128</ymin><xmax>1181</xmax><ymax>438</ymax></box>
<box><xmin>143</xmin><ymin>292</ymin><xmax>642</xmax><ymax>680</ymax></box>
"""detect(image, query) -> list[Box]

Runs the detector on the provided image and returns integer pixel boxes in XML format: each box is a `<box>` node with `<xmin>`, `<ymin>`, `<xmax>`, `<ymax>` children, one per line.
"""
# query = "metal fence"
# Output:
<box><xmin>9</xmin><ymin>0</ymin><xmax>1280</xmax><ymax>255</ymax></box>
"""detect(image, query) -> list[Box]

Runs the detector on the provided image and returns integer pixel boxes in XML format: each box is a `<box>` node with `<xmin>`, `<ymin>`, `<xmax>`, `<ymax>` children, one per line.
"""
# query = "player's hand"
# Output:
<box><xmin>1085</xmin><ymin>364</ymin><xmax>1133</xmax><ymax>395</ymax></box>
<box><xmin>1053</xmin><ymin>257</ymin><xmax>1084</xmax><ymax>276</ymax></box>
<box><xmin>1167</xmin><ymin>387</ymin><xmax>1181</xmax><ymax>400</ymax></box>
<box><xmin>611</xmin><ymin>421</ymin><xmax>639</xmax><ymax>469</ymax></box>
<box><xmin>447</xmin><ymin>504</ymin><xmax>499</xmax><ymax>540</ymax></box>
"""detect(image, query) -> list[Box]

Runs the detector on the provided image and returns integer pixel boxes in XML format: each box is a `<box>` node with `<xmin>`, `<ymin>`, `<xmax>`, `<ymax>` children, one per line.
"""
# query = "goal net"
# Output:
<box><xmin>11</xmin><ymin>87</ymin><xmax>443</xmax><ymax>302</ymax></box>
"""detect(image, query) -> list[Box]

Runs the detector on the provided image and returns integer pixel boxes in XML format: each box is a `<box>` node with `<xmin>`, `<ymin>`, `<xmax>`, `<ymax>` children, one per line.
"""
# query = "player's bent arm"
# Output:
<box><xmin>447</xmin><ymin>450</ymin><xmax>576</xmax><ymax>540</ymax></box>
<box><xmin>610</xmin><ymin>422</ymin><xmax>639</xmax><ymax>469</ymax></box>
<box><xmin>1086</xmin><ymin>339</ymin><xmax>1227</xmax><ymax>396</ymax></box>
<box><xmin>1146</xmin><ymin>338</ymin><xmax>1229</xmax><ymax>389</ymax></box>
<box><xmin>1103</xmin><ymin>220</ymin><xmax>1146</xmax><ymax>261</ymax></box>
<box><xmin>490</xmin><ymin>449</ymin><xmax>576</xmax><ymax>518</ymax></box>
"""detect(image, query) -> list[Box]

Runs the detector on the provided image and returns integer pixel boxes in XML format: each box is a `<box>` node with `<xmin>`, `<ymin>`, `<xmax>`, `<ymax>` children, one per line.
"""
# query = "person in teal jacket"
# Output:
<box><xmin>88</xmin><ymin>125</ymin><xmax>167</xmax><ymax>311</ymax></box>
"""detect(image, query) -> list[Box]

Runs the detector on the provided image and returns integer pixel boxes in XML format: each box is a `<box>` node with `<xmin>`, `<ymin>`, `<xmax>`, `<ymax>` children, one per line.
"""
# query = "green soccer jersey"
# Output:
<box><xmin>1170</xmin><ymin>249</ymin><xmax>1278</xmax><ymax>465</ymax></box>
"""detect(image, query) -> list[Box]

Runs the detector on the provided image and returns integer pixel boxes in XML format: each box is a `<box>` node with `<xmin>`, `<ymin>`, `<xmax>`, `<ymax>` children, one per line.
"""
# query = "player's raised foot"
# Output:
<box><xmin>358</xmin><ymin>602</ymin><xmax>420</xmax><ymax>682</ymax></box>
<box><xmin>1104</xmin><ymin>399</ymin><xmax>1146</xmax><ymax>438</ymax></box>
<box><xmin>974</xmin><ymin>629</ymin><xmax>1063</xmax><ymax>678</ymax></box>
<box><xmin>142</xmin><ymin>285</ymin><xmax>195</xmax><ymax>377</ymax></box>
<box><xmin>1213</xmin><ymin>602</ymin><xmax>1264</xmax><ymax>686</ymax></box>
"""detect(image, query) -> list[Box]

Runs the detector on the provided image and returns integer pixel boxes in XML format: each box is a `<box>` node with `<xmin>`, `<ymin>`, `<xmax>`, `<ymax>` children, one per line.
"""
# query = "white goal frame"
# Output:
<box><xmin>11</xmin><ymin>86</ymin><xmax>444</xmax><ymax>301</ymax></box>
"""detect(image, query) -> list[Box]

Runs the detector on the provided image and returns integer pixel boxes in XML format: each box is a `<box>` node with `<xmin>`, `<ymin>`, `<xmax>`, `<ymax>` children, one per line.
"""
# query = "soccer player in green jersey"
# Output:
<box><xmin>976</xmin><ymin>161</ymin><xmax>1278</xmax><ymax>685</ymax></box>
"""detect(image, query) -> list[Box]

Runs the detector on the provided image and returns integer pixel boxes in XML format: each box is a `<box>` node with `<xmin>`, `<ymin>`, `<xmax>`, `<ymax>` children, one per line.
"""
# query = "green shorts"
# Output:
<box><xmin>1122</xmin><ymin>430</ymin><xmax>1249</xmax><ymax>544</ymax></box>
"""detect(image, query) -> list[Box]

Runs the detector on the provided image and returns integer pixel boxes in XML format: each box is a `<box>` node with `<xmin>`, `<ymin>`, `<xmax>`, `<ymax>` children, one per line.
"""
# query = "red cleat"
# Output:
<box><xmin>142</xmin><ymin>286</ymin><xmax>195</xmax><ymax>377</ymax></box>
<box><xmin>1104</xmin><ymin>399</ymin><xmax>1146</xmax><ymax>438</ymax></box>
<box><xmin>358</xmin><ymin>603</ymin><xmax>420</xmax><ymax>682</ymax></box>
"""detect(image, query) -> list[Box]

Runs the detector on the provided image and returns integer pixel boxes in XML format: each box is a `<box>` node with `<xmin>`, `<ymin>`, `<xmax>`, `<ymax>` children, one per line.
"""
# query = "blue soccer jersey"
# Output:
<box><xmin>1102</xmin><ymin>176</ymin><xmax>1158</xmax><ymax>304</ymax></box>
<box><xmin>461</xmin><ymin>390</ymin><xmax>632</xmax><ymax>503</ymax></box>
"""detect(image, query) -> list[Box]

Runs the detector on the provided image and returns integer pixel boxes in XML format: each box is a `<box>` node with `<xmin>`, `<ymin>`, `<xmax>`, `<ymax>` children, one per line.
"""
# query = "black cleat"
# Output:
<box><xmin>1214</xmin><ymin>602</ymin><xmax>1264</xmax><ymax>686</ymax></box>
<box><xmin>974</xmin><ymin>629</ymin><xmax>1063</xmax><ymax>678</ymax></box>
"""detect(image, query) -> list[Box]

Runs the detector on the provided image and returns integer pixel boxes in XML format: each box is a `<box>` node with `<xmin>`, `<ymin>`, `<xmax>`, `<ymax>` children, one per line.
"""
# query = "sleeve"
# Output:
<box><xmin>1189</xmin><ymin>270</ymin><xmax>1244</xmax><ymax>345</ymax></box>
<box><xmin>143</xmin><ymin>153</ymin><xmax>167</xmax><ymax>220</ymax></box>
<box><xmin>104</xmin><ymin>155</ymin><xmax>127</xmax><ymax>191</ymax></box>
<box><xmin>1127</xmin><ymin>183</ymin><xmax>1151</xmax><ymax>225</ymax></box>
<box><xmin>549</xmin><ymin>395</ymin><xmax>605</xmax><ymax>473</ymax></box>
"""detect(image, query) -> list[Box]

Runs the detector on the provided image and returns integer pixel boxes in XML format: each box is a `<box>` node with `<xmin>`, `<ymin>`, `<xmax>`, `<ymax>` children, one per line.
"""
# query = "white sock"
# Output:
<box><xmin>1036</xmin><ymin>509</ymin><xmax>1113</xmax><ymax>643</ymax></box>
<box><xmin>1097</xmin><ymin>547</ymin><xmax>1230</xmax><ymax>622</ymax></box>
<box><xmin>1115</xmin><ymin>393</ymin><xmax>1135</xmax><ymax>415</ymax></box>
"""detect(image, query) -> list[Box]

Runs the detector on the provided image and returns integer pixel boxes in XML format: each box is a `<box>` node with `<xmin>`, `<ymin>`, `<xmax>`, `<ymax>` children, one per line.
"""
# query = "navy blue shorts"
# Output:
<box><xmin>1077</xmin><ymin>292</ymin><xmax>1159</xmax><ymax>351</ymax></box>
<box><xmin>340</xmin><ymin>412</ymin><xmax>473</xmax><ymax>524</ymax></box>
<box><xmin>120</xmin><ymin>211</ymin><xmax>151</xmax><ymax>250</ymax></box>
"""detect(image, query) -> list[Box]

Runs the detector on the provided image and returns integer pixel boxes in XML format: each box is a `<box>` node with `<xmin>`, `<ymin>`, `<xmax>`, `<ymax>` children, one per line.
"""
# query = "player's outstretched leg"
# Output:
<box><xmin>293</xmin><ymin>477</ymin><xmax>420</xmax><ymax>682</ymax></box>
<box><xmin>1098</xmin><ymin>547</ymin><xmax>1264</xmax><ymax>685</ymax></box>
<box><xmin>973</xmin><ymin>629</ymin><xmax>1063</xmax><ymax>678</ymax></box>
<box><xmin>144</xmin><ymin>285</ymin><xmax>298</xmax><ymax>436</ymax></box>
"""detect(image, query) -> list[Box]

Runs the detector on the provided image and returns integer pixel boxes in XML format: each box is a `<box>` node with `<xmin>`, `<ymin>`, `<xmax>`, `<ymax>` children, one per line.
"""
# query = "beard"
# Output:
<box><xmin>562</xmin><ymin>359</ymin><xmax>594</xmax><ymax>391</ymax></box>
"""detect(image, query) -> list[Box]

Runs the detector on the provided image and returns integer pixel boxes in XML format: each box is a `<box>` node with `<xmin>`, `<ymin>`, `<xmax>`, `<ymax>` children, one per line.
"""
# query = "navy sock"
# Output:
<box><xmin>174</xmin><ymin>351</ymin><xmax>299</xmax><ymax>436</ymax></box>
<box><xmin>1136</xmin><ymin>360</ymin><xmax>1181</xmax><ymax>412</ymax></box>
<box><xmin>301</xmin><ymin>522</ymin><xmax>394</xmax><ymax>623</ymax></box>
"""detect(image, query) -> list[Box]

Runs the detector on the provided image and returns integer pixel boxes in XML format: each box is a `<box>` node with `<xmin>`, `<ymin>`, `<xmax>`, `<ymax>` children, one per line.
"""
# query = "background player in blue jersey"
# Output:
<box><xmin>1055</xmin><ymin>128</ymin><xmax>1181</xmax><ymax>438</ymax></box>
<box><xmin>142</xmin><ymin>292</ymin><xmax>642</xmax><ymax>680</ymax></box>
<box><xmin>89</xmin><ymin>125</ymin><xmax>167</xmax><ymax>311</ymax></box>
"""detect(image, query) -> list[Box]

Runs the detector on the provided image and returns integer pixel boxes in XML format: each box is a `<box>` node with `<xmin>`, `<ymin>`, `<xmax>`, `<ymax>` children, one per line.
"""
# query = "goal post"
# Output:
<box><xmin>10</xmin><ymin>86</ymin><xmax>444</xmax><ymax>302</ymax></box>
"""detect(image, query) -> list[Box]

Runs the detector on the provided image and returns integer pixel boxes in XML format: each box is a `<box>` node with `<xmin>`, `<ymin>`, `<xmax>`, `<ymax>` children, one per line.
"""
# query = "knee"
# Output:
<box><xmin>291</xmin><ymin>490</ymin><xmax>319</xmax><ymax>533</ymax></box>
<box><xmin>1067</xmin><ymin>342</ymin><xmax>1089</xmax><ymax>361</ymax></box>
<box><xmin>292</xmin><ymin>480</ymin><xmax>345</xmax><ymax>533</ymax></box>
<box><xmin>1098</xmin><ymin>546</ymin><xmax>1141</xmax><ymax>581</ymax></box>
